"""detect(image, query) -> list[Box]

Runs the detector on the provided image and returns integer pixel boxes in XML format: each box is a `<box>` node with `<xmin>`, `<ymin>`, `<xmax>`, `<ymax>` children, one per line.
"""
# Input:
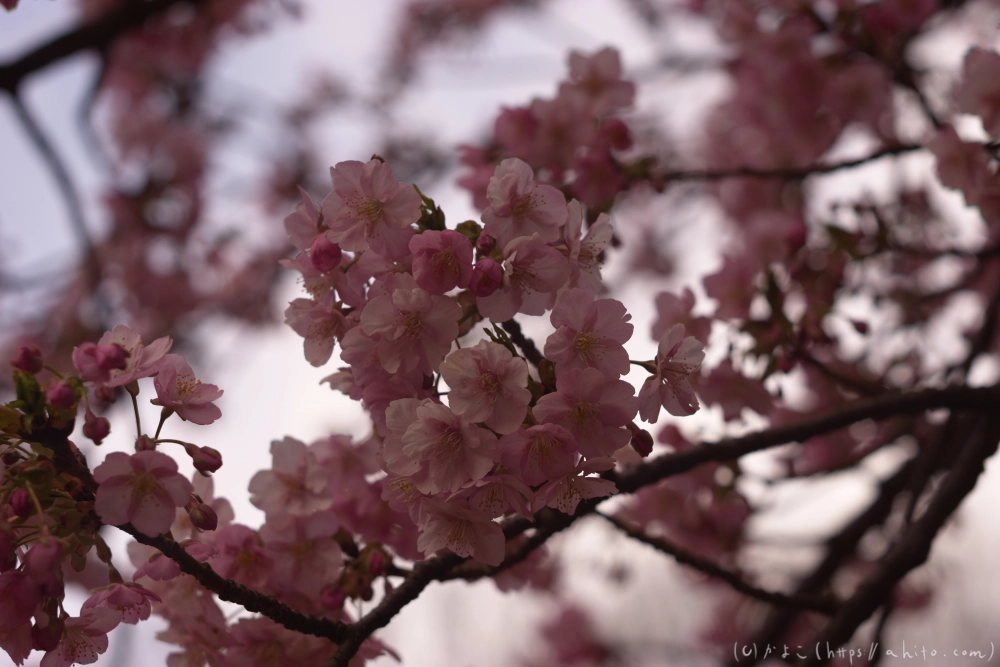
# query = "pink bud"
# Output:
<box><xmin>12</xmin><ymin>345</ymin><xmax>43</xmax><ymax>374</ymax></box>
<box><xmin>187</xmin><ymin>502</ymin><xmax>219</xmax><ymax>532</ymax></box>
<box><xmin>95</xmin><ymin>343</ymin><xmax>128</xmax><ymax>371</ymax></box>
<box><xmin>9</xmin><ymin>488</ymin><xmax>32</xmax><ymax>518</ymax></box>
<box><xmin>186</xmin><ymin>445</ymin><xmax>223</xmax><ymax>475</ymax></box>
<box><xmin>94</xmin><ymin>385</ymin><xmax>116</xmax><ymax>403</ymax></box>
<box><xmin>600</xmin><ymin>117</ymin><xmax>632</xmax><ymax>151</ymax></box>
<box><xmin>83</xmin><ymin>409</ymin><xmax>111</xmax><ymax>445</ymax></box>
<box><xmin>368</xmin><ymin>550</ymin><xmax>385</xmax><ymax>576</ymax></box>
<box><xmin>310</xmin><ymin>234</ymin><xmax>343</xmax><ymax>273</ymax></box>
<box><xmin>320</xmin><ymin>584</ymin><xmax>346</xmax><ymax>610</ymax></box>
<box><xmin>31</xmin><ymin>617</ymin><xmax>63</xmax><ymax>652</ymax></box>
<box><xmin>627</xmin><ymin>424</ymin><xmax>654</xmax><ymax>458</ymax></box>
<box><xmin>46</xmin><ymin>381</ymin><xmax>77</xmax><ymax>410</ymax></box>
<box><xmin>24</xmin><ymin>540</ymin><xmax>63</xmax><ymax>597</ymax></box>
<box><xmin>476</xmin><ymin>234</ymin><xmax>496</xmax><ymax>256</ymax></box>
<box><xmin>135</xmin><ymin>435</ymin><xmax>157</xmax><ymax>452</ymax></box>
<box><xmin>469</xmin><ymin>258</ymin><xmax>503</xmax><ymax>297</ymax></box>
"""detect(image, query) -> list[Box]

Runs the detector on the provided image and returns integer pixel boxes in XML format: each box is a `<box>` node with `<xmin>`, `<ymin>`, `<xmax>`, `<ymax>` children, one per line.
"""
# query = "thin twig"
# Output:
<box><xmin>597</xmin><ymin>511</ymin><xmax>839</xmax><ymax>615</ymax></box>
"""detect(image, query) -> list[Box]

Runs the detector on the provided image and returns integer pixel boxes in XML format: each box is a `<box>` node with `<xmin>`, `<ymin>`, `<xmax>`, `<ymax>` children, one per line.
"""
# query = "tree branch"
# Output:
<box><xmin>656</xmin><ymin>144</ymin><xmax>922</xmax><ymax>184</ymax></box>
<box><xmin>0</xmin><ymin>0</ymin><xmax>205</xmax><ymax>93</ymax></box>
<box><xmin>501</xmin><ymin>318</ymin><xmax>544</xmax><ymax>367</ymax></box>
<box><xmin>597</xmin><ymin>511</ymin><xmax>839</xmax><ymax>616</ymax></box>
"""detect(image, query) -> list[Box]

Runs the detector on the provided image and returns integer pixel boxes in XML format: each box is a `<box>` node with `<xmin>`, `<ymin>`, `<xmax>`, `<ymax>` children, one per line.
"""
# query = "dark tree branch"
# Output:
<box><xmin>656</xmin><ymin>144</ymin><xmax>922</xmax><ymax>184</ymax></box>
<box><xmin>597</xmin><ymin>511</ymin><xmax>839</xmax><ymax>616</ymax></box>
<box><xmin>0</xmin><ymin>0</ymin><xmax>205</xmax><ymax>93</ymax></box>
<box><xmin>501</xmin><ymin>318</ymin><xmax>544</xmax><ymax>367</ymax></box>
<box><xmin>798</xmin><ymin>415</ymin><xmax>1000</xmax><ymax>665</ymax></box>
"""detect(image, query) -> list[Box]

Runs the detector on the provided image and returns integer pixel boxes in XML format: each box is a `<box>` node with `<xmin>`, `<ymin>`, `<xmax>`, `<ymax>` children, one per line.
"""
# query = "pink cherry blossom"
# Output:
<box><xmin>439</xmin><ymin>340</ymin><xmax>531</xmax><ymax>434</ymax></box>
<box><xmin>210</xmin><ymin>524</ymin><xmax>274</xmax><ymax>590</ymax></box>
<box><xmin>563</xmin><ymin>200</ymin><xmax>612</xmax><ymax>294</ymax></box>
<box><xmin>533</xmin><ymin>367</ymin><xmax>637</xmax><ymax>459</ymax></box>
<box><xmin>360</xmin><ymin>274</ymin><xmax>461</xmax><ymax>374</ymax></box>
<box><xmin>283</xmin><ymin>187</ymin><xmax>322</xmax><ymax>252</ymax></box>
<box><xmin>152</xmin><ymin>354</ymin><xmax>223</xmax><ymax>425</ymax></box>
<box><xmin>481</xmin><ymin>158</ymin><xmax>568</xmax><ymax>246</ymax></box>
<box><xmin>468</xmin><ymin>257</ymin><xmax>503</xmax><ymax>297</ymax></box>
<box><xmin>544</xmin><ymin>288</ymin><xmax>632</xmax><ymax>379</ymax></box>
<box><xmin>399</xmin><ymin>402</ymin><xmax>498</xmax><ymax>494</ymax></box>
<box><xmin>562</xmin><ymin>47</ymin><xmax>635</xmax><ymax>115</ymax></box>
<box><xmin>476</xmin><ymin>234</ymin><xmax>570</xmax><ymax>322</ymax></box>
<box><xmin>416</xmin><ymin>498</ymin><xmax>505</xmax><ymax>566</ymax></box>
<box><xmin>39</xmin><ymin>608</ymin><xmax>120</xmax><ymax>667</ymax></box>
<box><xmin>260</xmin><ymin>512</ymin><xmax>342</xmax><ymax>595</ymax></box>
<box><xmin>637</xmin><ymin>323</ymin><xmax>705</xmax><ymax>421</ymax></box>
<box><xmin>93</xmin><ymin>451</ymin><xmax>193</xmax><ymax>537</ymax></box>
<box><xmin>90</xmin><ymin>325</ymin><xmax>172</xmax><ymax>387</ymax></box>
<box><xmin>284</xmin><ymin>296</ymin><xmax>349</xmax><ymax>367</ymax></box>
<box><xmin>409</xmin><ymin>229</ymin><xmax>474</xmax><ymax>294</ymax></box>
<box><xmin>81</xmin><ymin>583</ymin><xmax>161</xmax><ymax>625</ymax></box>
<box><xmin>532</xmin><ymin>457</ymin><xmax>618</xmax><ymax>515</ymax></box>
<box><xmin>461</xmin><ymin>473</ymin><xmax>534</xmax><ymax>519</ymax></box>
<box><xmin>499</xmin><ymin>423</ymin><xmax>579</xmax><ymax>486</ymax></box>
<box><xmin>248</xmin><ymin>438</ymin><xmax>331</xmax><ymax>517</ymax></box>
<box><xmin>957</xmin><ymin>48</ymin><xmax>1000</xmax><ymax>137</ymax></box>
<box><xmin>321</xmin><ymin>159</ymin><xmax>420</xmax><ymax>259</ymax></box>
<box><xmin>697</xmin><ymin>358</ymin><xmax>774</xmax><ymax>422</ymax></box>
<box><xmin>652</xmin><ymin>288</ymin><xmax>712</xmax><ymax>344</ymax></box>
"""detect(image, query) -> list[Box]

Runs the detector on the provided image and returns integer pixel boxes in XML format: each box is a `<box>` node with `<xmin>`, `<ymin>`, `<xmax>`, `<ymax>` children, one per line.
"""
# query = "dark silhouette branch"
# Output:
<box><xmin>597</xmin><ymin>511</ymin><xmax>839</xmax><ymax>616</ymax></box>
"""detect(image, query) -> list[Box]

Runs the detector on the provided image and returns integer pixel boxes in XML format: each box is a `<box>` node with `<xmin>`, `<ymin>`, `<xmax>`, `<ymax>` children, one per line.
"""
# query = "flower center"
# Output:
<box><xmin>568</xmin><ymin>402</ymin><xmax>599</xmax><ymax>430</ymax></box>
<box><xmin>573</xmin><ymin>330</ymin><xmax>604</xmax><ymax>361</ymax></box>
<box><xmin>432</xmin><ymin>247</ymin><xmax>459</xmax><ymax>278</ymax></box>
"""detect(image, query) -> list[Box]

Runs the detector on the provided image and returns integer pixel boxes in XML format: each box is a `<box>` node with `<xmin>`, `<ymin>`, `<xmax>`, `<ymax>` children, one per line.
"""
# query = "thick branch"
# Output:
<box><xmin>598</xmin><ymin>512</ymin><xmax>839</xmax><ymax>616</ymax></box>
<box><xmin>122</xmin><ymin>526</ymin><xmax>351</xmax><ymax>643</ymax></box>
<box><xmin>610</xmin><ymin>384</ymin><xmax>999</xmax><ymax>495</ymax></box>
<box><xmin>501</xmin><ymin>318</ymin><xmax>544</xmax><ymax>367</ymax></box>
<box><xmin>0</xmin><ymin>0</ymin><xmax>204</xmax><ymax>93</ymax></box>
<box><xmin>798</xmin><ymin>415</ymin><xmax>1000</xmax><ymax>665</ymax></box>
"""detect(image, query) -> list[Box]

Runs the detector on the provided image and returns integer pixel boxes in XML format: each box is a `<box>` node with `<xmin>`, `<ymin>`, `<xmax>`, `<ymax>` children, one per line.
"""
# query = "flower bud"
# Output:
<box><xmin>310</xmin><ymin>234</ymin><xmax>343</xmax><ymax>273</ymax></box>
<box><xmin>31</xmin><ymin>617</ymin><xmax>63</xmax><ymax>652</ymax></box>
<box><xmin>135</xmin><ymin>435</ymin><xmax>157</xmax><ymax>452</ymax></box>
<box><xmin>367</xmin><ymin>550</ymin><xmax>385</xmax><ymax>576</ymax></box>
<box><xmin>186</xmin><ymin>502</ymin><xmax>219</xmax><ymax>532</ymax></box>
<box><xmin>46</xmin><ymin>381</ymin><xmax>77</xmax><ymax>410</ymax></box>
<box><xmin>627</xmin><ymin>423</ymin><xmax>654</xmax><ymax>458</ymax></box>
<box><xmin>83</xmin><ymin>409</ymin><xmax>110</xmax><ymax>445</ymax></box>
<box><xmin>96</xmin><ymin>343</ymin><xmax>128</xmax><ymax>371</ymax></box>
<box><xmin>9</xmin><ymin>488</ymin><xmax>32</xmax><ymax>518</ymax></box>
<box><xmin>469</xmin><ymin>258</ymin><xmax>503</xmax><ymax>297</ymax></box>
<box><xmin>475</xmin><ymin>233</ymin><xmax>496</xmax><ymax>256</ymax></box>
<box><xmin>599</xmin><ymin>117</ymin><xmax>632</xmax><ymax>151</ymax></box>
<box><xmin>12</xmin><ymin>345</ymin><xmax>43</xmax><ymax>374</ymax></box>
<box><xmin>320</xmin><ymin>584</ymin><xmax>346</xmax><ymax>610</ymax></box>
<box><xmin>94</xmin><ymin>385</ymin><xmax>116</xmax><ymax>404</ymax></box>
<box><xmin>186</xmin><ymin>445</ymin><xmax>223</xmax><ymax>475</ymax></box>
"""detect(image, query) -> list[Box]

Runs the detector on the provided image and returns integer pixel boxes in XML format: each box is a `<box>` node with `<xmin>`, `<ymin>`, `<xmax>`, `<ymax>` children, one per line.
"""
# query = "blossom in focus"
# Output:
<box><xmin>39</xmin><ymin>607</ymin><xmax>120</xmax><ymax>667</ymax></box>
<box><xmin>476</xmin><ymin>234</ymin><xmax>570</xmax><ymax>322</ymax></box>
<box><xmin>416</xmin><ymin>498</ymin><xmax>504</xmax><ymax>566</ymax></box>
<box><xmin>81</xmin><ymin>583</ymin><xmax>161</xmax><ymax>625</ymax></box>
<box><xmin>439</xmin><ymin>340</ymin><xmax>531</xmax><ymax>434</ymax></box>
<box><xmin>637</xmin><ymin>323</ymin><xmax>705</xmax><ymax>421</ymax></box>
<box><xmin>563</xmin><ymin>200</ymin><xmax>612</xmax><ymax>294</ymax></box>
<box><xmin>87</xmin><ymin>325</ymin><xmax>172</xmax><ymax>388</ymax></box>
<box><xmin>399</xmin><ymin>402</ymin><xmax>498</xmax><ymax>494</ymax></box>
<box><xmin>499</xmin><ymin>423</ymin><xmax>578</xmax><ymax>487</ymax></box>
<box><xmin>481</xmin><ymin>158</ymin><xmax>567</xmax><ymax>246</ymax></box>
<box><xmin>532</xmin><ymin>457</ymin><xmax>618</xmax><ymax>515</ymax></box>
<box><xmin>322</xmin><ymin>159</ymin><xmax>421</xmax><ymax>259</ymax></box>
<box><xmin>284</xmin><ymin>296</ymin><xmax>349</xmax><ymax>367</ymax></box>
<box><xmin>152</xmin><ymin>354</ymin><xmax>223</xmax><ymax>424</ymax></box>
<box><xmin>93</xmin><ymin>451</ymin><xmax>193</xmax><ymax>536</ymax></box>
<box><xmin>543</xmin><ymin>288</ymin><xmax>632</xmax><ymax>379</ymax></box>
<box><xmin>409</xmin><ymin>229</ymin><xmax>474</xmax><ymax>294</ymax></box>
<box><xmin>533</xmin><ymin>367</ymin><xmax>637</xmax><ymax>458</ymax></box>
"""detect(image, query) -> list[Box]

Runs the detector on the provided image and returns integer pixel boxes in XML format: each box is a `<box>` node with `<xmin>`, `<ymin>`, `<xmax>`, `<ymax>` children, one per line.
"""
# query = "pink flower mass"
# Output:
<box><xmin>93</xmin><ymin>451</ymin><xmax>193</xmax><ymax>537</ymax></box>
<box><xmin>4</xmin><ymin>10</ymin><xmax>995</xmax><ymax>666</ymax></box>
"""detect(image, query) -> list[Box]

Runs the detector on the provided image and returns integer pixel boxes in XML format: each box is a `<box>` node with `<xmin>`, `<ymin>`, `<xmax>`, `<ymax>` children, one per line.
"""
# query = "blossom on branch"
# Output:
<box><xmin>93</xmin><ymin>451</ymin><xmax>193</xmax><ymax>537</ymax></box>
<box><xmin>637</xmin><ymin>323</ymin><xmax>705</xmax><ymax>421</ymax></box>
<box><xmin>152</xmin><ymin>354</ymin><xmax>224</xmax><ymax>424</ymax></box>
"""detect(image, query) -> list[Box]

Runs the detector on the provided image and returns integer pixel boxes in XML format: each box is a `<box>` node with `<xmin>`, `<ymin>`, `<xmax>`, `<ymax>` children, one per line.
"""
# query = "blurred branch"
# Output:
<box><xmin>0</xmin><ymin>0</ymin><xmax>205</xmax><ymax>93</ymax></box>
<box><xmin>657</xmin><ymin>144</ymin><xmax>922</xmax><ymax>184</ymax></box>
<box><xmin>9</xmin><ymin>94</ymin><xmax>92</xmax><ymax>254</ymax></box>
<box><xmin>799</xmin><ymin>415</ymin><xmax>1000</xmax><ymax>666</ymax></box>
<box><xmin>597</xmin><ymin>511</ymin><xmax>839</xmax><ymax>615</ymax></box>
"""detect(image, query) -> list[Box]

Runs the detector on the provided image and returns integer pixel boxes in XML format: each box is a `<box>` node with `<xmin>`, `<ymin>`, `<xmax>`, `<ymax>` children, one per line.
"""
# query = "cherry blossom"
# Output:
<box><xmin>533</xmin><ymin>367</ymin><xmax>637</xmax><ymax>458</ymax></box>
<box><xmin>637</xmin><ymin>324</ymin><xmax>705</xmax><ymax>421</ymax></box>
<box><xmin>543</xmin><ymin>288</ymin><xmax>632</xmax><ymax>379</ymax></box>
<box><xmin>476</xmin><ymin>234</ymin><xmax>570</xmax><ymax>322</ymax></box>
<box><xmin>93</xmin><ymin>451</ymin><xmax>193</xmax><ymax>537</ymax></box>
<box><xmin>260</xmin><ymin>511</ymin><xmax>343</xmax><ymax>595</ymax></box>
<box><xmin>439</xmin><ymin>340</ymin><xmax>531</xmax><ymax>434</ymax></box>
<box><xmin>81</xmin><ymin>583</ymin><xmax>161</xmax><ymax>625</ymax></box>
<box><xmin>322</xmin><ymin>159</ymin><xmax>420</xmax><ymax>259</ymax></box>
<box><xmin>499</xmin><ymin>423</ymin><xmax>579</xmax><ymax>487</ymax></box>
<box><xmin>360</xmin><ymin>273</ymin><xmax>461</xmax><ymax>374</ymax></box>
<box><xmin>532</xmin><ymin>458</ymin><xmax>618</xmax><ymax>515</ymax></box>
<box><xmin>39</xmin><ymin>608</ymin><xmax>120</xmax><ymax>667</ymax></box>
<box><xmin>481</xmin><ymin>158</ymin><xmax>568</xmax><ymax>246</ymax></box>
<box><xmin>283</xmin><ymin>296</ymin><xmax>349</xmax><ymax>367</ymax></box>
<box><xmin>416</xmin><ymin>498</ymin><xmax>505</xmax><ymax>565</ymax></box>
<box><xmin>91</xmin><ymin>325</ymin><xmax>172</xmax><ymax>388</ymax></box>
<box><xmin>152</xmin><ymin>354</ymin><xmax>223</xmax><ymax>425</ymax></box>
<box><xmin>409</xmin><ymin>229</ymin><xmax>474</xmax><ymax>294</ymax></box>
<box><xmin>248</xmin><ymin>438</ymin><xmax>331</xmax><ymax>516</ymax></box>
<box><xmin>562</xmin><ymin>200</ymin><xmax>612</xmax><ymax>294</ymax></box>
